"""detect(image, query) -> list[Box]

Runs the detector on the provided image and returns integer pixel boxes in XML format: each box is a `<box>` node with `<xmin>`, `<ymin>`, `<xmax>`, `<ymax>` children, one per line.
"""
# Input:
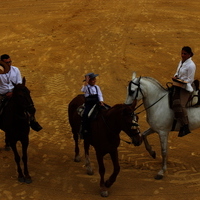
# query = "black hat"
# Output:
<box><xmin>83</xmin><ymin>72</ymin><xmax>99</xmax><ymax>81</ymax></box>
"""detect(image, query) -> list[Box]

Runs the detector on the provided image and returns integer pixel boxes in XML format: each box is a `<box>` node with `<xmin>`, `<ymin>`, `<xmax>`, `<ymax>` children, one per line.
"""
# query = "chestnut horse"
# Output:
<box><xmin>68</xmin><ymin>94</ymin><xmax>142</xmax><ymax>197</ymax></box>
<box><xmin>0</xmin><ymin>77</ymin><xmax>36</xmax><ymax>183</ymax></box>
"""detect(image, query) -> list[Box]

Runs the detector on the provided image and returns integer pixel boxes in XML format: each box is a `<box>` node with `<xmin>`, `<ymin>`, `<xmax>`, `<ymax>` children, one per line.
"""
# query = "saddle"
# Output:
<box><xmin>77</xmin><ymin>103</ymin><xmax>111</xmax><ymax>119</ymax></box>
<box><xmin>167</xmin><ymin>79</ymin><xmax>200</xmax><ymax>108</ymax></box>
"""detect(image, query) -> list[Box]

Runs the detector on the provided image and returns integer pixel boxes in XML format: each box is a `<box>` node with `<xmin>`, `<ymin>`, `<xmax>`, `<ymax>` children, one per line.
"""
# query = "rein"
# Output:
<box><xmin>120</xmin><ymin>138</ymin><xmax>132</xmax><ymax>144</ymax></box>
<box><xmin>134</xmin><ymin>93</ymin><xmax>168</xmax><ymax>115</ymax></box>
<box><xmin>129</xmin><ymin>78</ymin><xmax>168</xmax><ymax>115</ymax></box>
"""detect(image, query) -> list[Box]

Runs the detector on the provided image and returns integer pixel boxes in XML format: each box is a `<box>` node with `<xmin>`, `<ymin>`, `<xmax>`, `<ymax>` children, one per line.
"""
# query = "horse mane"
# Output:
<box><xmin>107</xmin><ymin>104</ymin><xmax>126</xmax><ymax>111</ymax></box>
<box><xmin>105</xmin><ymin>104</ymin><xmax>132</xmax><ymax>116</ymax></box>
<box><xmin>142</xmin><ymin>76</ymin><xmax>168</xmax><ymax>91</ymax></box>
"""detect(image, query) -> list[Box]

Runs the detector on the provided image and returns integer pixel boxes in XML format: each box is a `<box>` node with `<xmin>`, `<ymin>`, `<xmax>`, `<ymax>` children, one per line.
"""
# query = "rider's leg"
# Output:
<box><xmin>172</xmin><ymin>87</ymin><xmax>191</xmax><ymax>137</ymax></box>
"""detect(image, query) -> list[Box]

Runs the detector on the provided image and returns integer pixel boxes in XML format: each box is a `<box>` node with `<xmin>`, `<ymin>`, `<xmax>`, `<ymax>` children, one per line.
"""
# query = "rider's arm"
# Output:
<box><xmin>0</xmin><ymin>61</ymin><xmax>10</xmax><ymax>74</ymax></box>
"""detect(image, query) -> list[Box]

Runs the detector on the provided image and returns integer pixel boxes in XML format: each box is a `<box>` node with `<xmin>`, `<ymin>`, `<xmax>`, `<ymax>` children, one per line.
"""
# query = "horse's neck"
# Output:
<box><xmin>5</xmin><ymin>98</ymin><xmax>24</xmax><ymax>115</ymax></box>
<box><xmin>141</xmin><ymin>79</ymin><xmax>168</xmax><ymax>106</ymax></box>
<box><xmin>103</xmin><ymin>106</ymin><xmax>122</xmax><ymax>133</ymax></box>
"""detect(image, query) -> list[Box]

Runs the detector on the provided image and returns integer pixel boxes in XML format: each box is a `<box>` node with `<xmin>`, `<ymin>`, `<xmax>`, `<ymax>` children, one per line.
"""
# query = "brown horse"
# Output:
<box><xmin>0</xmin><ymin>77</ymin><xmax>36</xmax><ymax>183</ymax></box>
<box><xmin>68</xmin><ymin>94</ymin><xmax>142</xmax><ymax>197</ymax></box>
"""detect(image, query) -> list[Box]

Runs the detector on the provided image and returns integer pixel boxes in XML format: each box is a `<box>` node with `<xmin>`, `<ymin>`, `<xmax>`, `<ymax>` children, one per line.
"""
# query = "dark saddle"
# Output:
<box><xmin>167</xmin><ymin>79</ymin><xmax>200</xmax><ymax>108</ymax></box>
<box><xmin>77</xmin><ymin>103</ymin><xmax>111</xmax><ymax>120</ymax></box>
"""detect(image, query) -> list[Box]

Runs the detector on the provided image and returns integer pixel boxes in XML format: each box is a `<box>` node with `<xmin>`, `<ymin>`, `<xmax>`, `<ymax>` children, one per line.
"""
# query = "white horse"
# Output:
<box><xmin>125</xmin><ymin>72</ymin><xmax>200</xmax><ymax>179</ymax></box>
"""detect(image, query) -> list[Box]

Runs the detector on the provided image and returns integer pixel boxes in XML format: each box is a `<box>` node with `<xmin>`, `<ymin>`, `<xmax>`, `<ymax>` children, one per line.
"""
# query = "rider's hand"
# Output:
<box><xmin>84</xmin><ymin>75</ymin><xmax>90</xmax><ymax>86</ymax></box>
<box><xmin>100</xmin><ymin>101</ymin><xmax>104</xmax><ymax>106</ymax></box>
<box><xmin>6</xmin><ymin>92</ymin><xmax>13</xmax><ymax>98</ymax></box>
<box><xmin>85</xmin><ymin>75</ymin><xmax>90</xmax><ymax>83</ymax></box>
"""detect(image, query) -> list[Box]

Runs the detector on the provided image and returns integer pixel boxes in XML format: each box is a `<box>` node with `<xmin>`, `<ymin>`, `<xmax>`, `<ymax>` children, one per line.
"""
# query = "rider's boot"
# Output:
<box><xmin>178</xmin><ymin>124</ymin><xmax>191</xmax><ymax>137</ymax></box>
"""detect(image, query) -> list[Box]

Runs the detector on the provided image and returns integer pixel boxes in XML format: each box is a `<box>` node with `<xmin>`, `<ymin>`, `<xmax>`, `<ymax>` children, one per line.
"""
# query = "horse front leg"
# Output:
<box><xmin>155</xmin><ymin>131</ymin><xmax>169</xmax><ymax>180</ymax></box>
<box><xmin>105</xmin><ymin>150</ymin><xmax>120</xmax><ymax>188</ymax></box>
<box><xmin>21</xmin><ymin>139</ymin><xmax>32</xmax><ymax>184</ymax></box>
<box><xmin>10</xmin><ymin>142</ymin><xmax>24</xmax><ymax>182</ymax></box>
<box><xmin>84</xmin><ymin>139</ymin><xmax>93</xmax><ymax>175</ymax></box>
<box><xmin>73</xmin><ymin>132</ymin><xmax>80</xmax><ymax>162</ymax></box>
<box><xmin>96</xmin><ymin>152</ymin><xmax>108</xmax><ymax>197</ymax></box>
<box><xmin>142</xmin><ymin>128</ymin><xmax>156</xmax><ymax>159</ymax></box>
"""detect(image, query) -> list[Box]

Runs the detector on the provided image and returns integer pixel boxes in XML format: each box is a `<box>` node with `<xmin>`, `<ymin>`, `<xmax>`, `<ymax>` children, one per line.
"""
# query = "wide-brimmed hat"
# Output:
<box><xmin>83</xmin><ymin>72</ymin><xmax>99</xmax><ymax>81</ymax></box>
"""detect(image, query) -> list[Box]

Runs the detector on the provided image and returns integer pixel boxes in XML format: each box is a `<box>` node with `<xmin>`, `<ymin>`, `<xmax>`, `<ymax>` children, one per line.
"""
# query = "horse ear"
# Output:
<box><xmin>132</xmin><ymin>72</ymin><xmax>136</xmax><ymax>80</ymax></box>
<box><xmin>22</xmin><ymin>77</ymin><xmax>26</xmax><ymax>85</ymax></box>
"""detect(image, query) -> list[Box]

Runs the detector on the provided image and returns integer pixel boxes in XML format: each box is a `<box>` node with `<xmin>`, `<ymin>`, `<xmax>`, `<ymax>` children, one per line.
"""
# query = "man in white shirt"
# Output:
<box><xmin>0</xmin><ymin>54</ymin><xmax>22</xmax><ymax>97</ymax></box>
<box><xmin>0</xmin><ymin>54</ymin><xmax>42</xmax><ymax>132</ymax></box>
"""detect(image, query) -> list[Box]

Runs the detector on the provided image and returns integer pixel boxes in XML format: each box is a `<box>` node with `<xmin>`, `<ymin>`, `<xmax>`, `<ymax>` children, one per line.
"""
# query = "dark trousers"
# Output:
<box><xmin>82</xmin><ymin>95</ymin><xmax>99</xmax><ymax>133</ymax></box>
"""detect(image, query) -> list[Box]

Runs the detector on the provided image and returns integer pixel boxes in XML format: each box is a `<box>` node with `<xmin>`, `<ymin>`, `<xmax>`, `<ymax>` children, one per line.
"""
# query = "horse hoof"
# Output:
<box><xmin>18</xmin><ymin>177</ymin><xmax>25</xmax><ymax>182</ymax></box>
<box><xmin>87</xmin><ymin>169</ymin><xmax>94</xmax><ymax>175</ymax></box>
<box><xmin>154</xmin><ymin>174</ymin><xmax>163</xmax><ymax>180</ymax></box>
<box><xmin>74</xmin><ymin>156</ymin><xmax>81</xmax><ymax>162</ymax></box>
<box><xmin>25</xmin><ymin>178</ymin><xmax>32</xmax><ymax>184</ymax></box>
<box><xmin>100</xmin><ymin>190</ymin><xmax>109</xmax><ymax>197</ymax></box>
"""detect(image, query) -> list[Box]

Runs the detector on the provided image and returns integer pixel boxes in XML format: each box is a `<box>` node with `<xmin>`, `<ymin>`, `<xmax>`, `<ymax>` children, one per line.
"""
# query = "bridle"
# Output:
<box><xmin>128</xmin><ymin>77</ymin><xmax>168</xmax><ymax>115</ymax></box>
<box><xmin>128</xmin><ymin>76</ymin><xmax>144</xmax><ymax>100</ymax></box>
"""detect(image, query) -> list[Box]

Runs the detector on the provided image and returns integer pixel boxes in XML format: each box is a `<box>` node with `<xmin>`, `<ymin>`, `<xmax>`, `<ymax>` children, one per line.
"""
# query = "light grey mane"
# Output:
<box><xmin>142</xmin><ymin>76</ymin><xmax>168</xmax><ymax>91</ymax></box>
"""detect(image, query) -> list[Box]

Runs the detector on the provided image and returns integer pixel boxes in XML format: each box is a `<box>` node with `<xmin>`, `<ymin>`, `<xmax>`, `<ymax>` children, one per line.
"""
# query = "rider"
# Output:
<box><xmin>81</xmin><ymin>72</ymin><xmax>104</xmax><ymax>138</ymax></box>
<box><xmin>172</xmin><ymin>46</ymin><xmax>196</xmax><ymax>137</ymax></box>
<box><xmin>0</xmin><ymin>54</ymin><xmax>42</xmax><ymax>132</ymax></box>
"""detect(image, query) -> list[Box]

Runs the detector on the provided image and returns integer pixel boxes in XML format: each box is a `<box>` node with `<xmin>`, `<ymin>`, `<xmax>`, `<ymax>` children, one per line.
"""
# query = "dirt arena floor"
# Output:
<box><xmin>1</xmin><ymin>0</ymin><xmax>200</xmax><ymax>199</ymax></box>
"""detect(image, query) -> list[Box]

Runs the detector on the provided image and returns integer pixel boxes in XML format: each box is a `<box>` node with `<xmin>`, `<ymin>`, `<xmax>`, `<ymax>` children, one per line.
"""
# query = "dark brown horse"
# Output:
<box><xmin>68</xmin><ymin>94</ymin><xmax>142</xmax><ymax>197</ymax></box>
<box><xmin>0</xmin><ymin>77</ymin><xmax>36</xmax><ymax>183</ymax></box>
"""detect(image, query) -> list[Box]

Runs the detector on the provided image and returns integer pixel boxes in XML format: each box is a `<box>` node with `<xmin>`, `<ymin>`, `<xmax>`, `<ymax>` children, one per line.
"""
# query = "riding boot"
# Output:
<box><xmin>30</xmin><ymin>115</ymin><xmax>43</xmax><ymax>132</ymax></box>
<box><xmin>178</xmin><ymin>124</ymin><xmax>191</xmax><ymax>137</ymax></box>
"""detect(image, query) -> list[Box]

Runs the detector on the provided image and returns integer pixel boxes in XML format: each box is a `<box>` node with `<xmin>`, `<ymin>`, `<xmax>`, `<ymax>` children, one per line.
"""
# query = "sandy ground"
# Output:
<box><xmin>1</xmin><ymin>0</ymin><xmax>200</xmax><ymax>199</ymax></box>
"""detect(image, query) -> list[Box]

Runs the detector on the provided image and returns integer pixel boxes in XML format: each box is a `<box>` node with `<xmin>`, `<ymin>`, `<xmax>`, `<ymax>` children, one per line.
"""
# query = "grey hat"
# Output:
<box><xmin>83</xmin><ymin>72</ymin><xmax>99</xmax><ymax>81</ymax></box>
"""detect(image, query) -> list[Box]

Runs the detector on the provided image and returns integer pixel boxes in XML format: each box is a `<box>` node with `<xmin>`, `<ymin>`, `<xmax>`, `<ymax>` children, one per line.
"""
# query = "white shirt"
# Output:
<box><xmin>81</xmin><ymin>84</ymin><xmax>104</xmax><ymax>102</ymax></box>
<box><xmin>0</xmin><ymin>66</ymin><xmax>22</xmax><ymax>94</ymax></box>
<box><xmin>174</xmin><ymin>57</ymin><xmax>196</xmax><ymax>92</ymax></box>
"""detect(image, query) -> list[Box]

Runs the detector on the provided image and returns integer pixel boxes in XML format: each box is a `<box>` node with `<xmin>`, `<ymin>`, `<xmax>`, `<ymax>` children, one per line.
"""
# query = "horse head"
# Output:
<box><xmin>12</xmin><ymin>77</ymin><xmax>36</xmax><ymax>115</ymax></box>
<box><xmin>121</xmin><ymin>103</ymin><xmax>142</xmax><ymax>146</ymax></box>
<box><xmin>125</xmin><ymin>72</ymin><xmax>143</xmax><ymax>105</ymax></box>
